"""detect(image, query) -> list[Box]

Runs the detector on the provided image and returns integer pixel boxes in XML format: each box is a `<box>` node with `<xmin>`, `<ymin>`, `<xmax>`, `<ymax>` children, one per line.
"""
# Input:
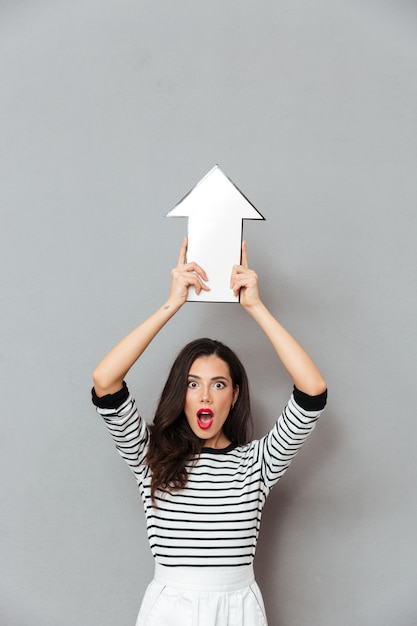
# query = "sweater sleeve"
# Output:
<box><xmin>293</xmin><ymin>385</ymin><xmax>327</xmax><ymax>411</ymax></box>
<box><xmin>259</xmin><ymin>387</ymin><xmax>327</xmax><ymax>491</ymax></box>
<box><xmin>91</xmin><ymin>382</ymin><xmax>150</xmax><ymax>475</ymax></box>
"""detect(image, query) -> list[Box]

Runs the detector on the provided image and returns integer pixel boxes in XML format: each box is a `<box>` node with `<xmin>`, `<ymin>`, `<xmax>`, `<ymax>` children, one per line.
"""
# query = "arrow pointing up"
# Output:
<box><xmin>166</xmin><ymin>165</ymin><xmax>265</xmax><ymax>302</ymax></box>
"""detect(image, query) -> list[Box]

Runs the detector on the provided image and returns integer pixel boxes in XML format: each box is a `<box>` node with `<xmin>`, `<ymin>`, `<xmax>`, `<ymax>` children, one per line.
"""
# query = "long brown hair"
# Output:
<box><xmin>146</xmin><ymin>338</ymin><xmax>252</xmax><ymax>502</ymax></box>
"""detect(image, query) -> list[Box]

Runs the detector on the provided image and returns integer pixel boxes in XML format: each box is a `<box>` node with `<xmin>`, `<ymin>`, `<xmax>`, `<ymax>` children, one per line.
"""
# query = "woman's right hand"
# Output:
<box><xmin>166</xmin><ymin>237</ymin><xmax>210</xmax><ymax>308</ymax></box>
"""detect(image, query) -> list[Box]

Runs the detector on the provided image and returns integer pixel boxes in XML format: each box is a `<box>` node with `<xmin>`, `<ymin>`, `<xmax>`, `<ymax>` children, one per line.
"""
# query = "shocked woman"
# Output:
<box><xmin>92</xmin><ymin>238</ymin><xmax>327</xmax><ymax>626</ymax></box>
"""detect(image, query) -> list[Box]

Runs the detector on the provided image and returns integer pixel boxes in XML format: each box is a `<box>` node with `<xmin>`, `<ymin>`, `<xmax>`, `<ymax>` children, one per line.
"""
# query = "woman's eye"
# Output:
<box><xmin>187</xmin><ymin>381</ymin><xmax>198</xmax><ymax>388</ymax></box>
<box><xmin>213</xmin><ymin>381</ymin><xmax>225</xmax><ymax>389</ymax></box>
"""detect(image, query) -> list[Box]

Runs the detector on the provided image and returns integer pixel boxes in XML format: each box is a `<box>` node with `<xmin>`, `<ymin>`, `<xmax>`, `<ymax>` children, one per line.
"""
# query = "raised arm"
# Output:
<box><xmin>230</xmin><ymin>242</ymin><xmax>326</xmax><ymax>396</ymax></box>
<box><xmin>92</xmin><ymin>238</ymin><xmax>209</xmax><ymax>397</ymax></box>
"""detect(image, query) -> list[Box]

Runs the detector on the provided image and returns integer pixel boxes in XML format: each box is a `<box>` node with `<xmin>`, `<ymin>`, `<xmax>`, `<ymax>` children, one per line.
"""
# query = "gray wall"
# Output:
<box><xmin>1</xmin><ymin>1</ymin><xmax>417</xmax><ymax>625</ymax></box>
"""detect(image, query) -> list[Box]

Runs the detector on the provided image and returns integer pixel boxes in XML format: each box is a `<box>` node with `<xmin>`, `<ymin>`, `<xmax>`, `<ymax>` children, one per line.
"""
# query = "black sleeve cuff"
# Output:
<box><xmin>293</xmin><ymin>385</ymin><xmax>327</xmax><ymax>411</ymax></box>
<box><xmin>91</xmin><ymin>381</ymin><xmax>130</xmax><ymax>409</ymax></box>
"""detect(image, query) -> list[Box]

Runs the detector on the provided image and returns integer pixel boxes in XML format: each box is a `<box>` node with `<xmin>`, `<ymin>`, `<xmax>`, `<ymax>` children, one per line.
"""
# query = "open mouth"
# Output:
<box><xmin>196</xmin><ymin>408</ymin><xmax>214</xmax><ymax>430</ymax></box>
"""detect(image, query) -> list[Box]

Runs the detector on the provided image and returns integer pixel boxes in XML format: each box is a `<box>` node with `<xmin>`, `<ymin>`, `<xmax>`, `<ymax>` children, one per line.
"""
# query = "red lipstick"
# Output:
<box><xmin>196</xmin><ymin>408</ymin><xmax>214</xmax><ymax>430</ymax></box>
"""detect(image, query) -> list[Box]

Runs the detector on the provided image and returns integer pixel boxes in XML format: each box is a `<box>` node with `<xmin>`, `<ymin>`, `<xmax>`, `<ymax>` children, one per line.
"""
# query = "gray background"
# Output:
<box><xmin>1</xmin><ymin>1</ymin><xmax>417</xmax><ymax>625</ymax></box>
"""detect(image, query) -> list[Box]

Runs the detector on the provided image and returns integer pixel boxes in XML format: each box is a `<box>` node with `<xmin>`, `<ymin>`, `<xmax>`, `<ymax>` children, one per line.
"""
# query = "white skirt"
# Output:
<box><xmin>135</xmin><ymin>563</ymin><xmax>268</xmax><ymax>626</ymax></box>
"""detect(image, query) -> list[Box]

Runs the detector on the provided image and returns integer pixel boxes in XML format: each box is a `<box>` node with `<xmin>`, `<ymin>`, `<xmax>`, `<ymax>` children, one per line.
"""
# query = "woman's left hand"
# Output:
<box><xmin>230</xmin><ymin>241</ymin><xmax>261</xmax><ymax>310</ymax></box>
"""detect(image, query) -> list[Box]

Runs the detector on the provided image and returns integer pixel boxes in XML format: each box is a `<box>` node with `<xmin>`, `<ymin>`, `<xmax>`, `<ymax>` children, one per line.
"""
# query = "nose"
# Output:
<box><xmin>200</xmin><ymin>385</ymin><xmax>212</xmax><ymax>403</ymax></box>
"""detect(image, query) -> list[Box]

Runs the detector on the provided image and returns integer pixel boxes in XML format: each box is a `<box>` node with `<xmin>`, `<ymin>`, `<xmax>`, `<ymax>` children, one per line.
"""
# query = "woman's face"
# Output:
<box><xmin>184</xmin><ymin>354</ymin><xmax>239</xmax><ymax>448</ymax></box>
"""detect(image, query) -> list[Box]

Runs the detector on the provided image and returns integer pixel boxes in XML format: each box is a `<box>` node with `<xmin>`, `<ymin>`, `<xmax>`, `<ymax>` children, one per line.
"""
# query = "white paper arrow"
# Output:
<box><xmin>166</xmin><ymin>165</ymin><xmax>265</xmax><ymax>302</ymax></box>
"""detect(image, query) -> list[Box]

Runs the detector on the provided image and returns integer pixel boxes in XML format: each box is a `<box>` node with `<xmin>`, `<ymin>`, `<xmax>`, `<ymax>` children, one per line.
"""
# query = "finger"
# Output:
<box><xmin>177</xmin><ymin>237</ymin><xmax>188</xmax><ymax>266</ymax></box>
<box><xmin>230</xmin><ymin>272</ymin><xmax>243</xmax><ymax>295</ymax></box>
<box><xmin>231</xmin><ymin>283</ymin><xmax>240</xmax><ymax>297</ymax></box>
<box><xmin>184</xmin><ymin>261</ymin><xmax>208</xmax><ymax>282</ymax></box>
<box><xmin>173</xmin><ymin>263</ymin><xmax>209</xmax><ymax>288</ymax></box>
<box><xmin>188</xmin><ymin>272</ymin><xmax>210</xmax><ymax>295</ymax></box>
<box><xmin>241</xmin><ymin>240</ymin><xmax>248</xmax><ymax>269</ymax></box>
<box><xmin>230</xmin><ymin>262</ymin><xmax>248</xmax><ymax>286</ymax></box>
<box><xmin>195</xmin><ymin>278</ymin><xmax>211</xmax><ymax>294</ymax></box>
<box><xmin>230</xmin><ymin>269</ymin><xmax>257</xmax><ymax>295</ymax></box>
<box><xmin>230</xmin><ymin>263</ymin><xmax>243</xmax><ymax>289</ymax></box>
<box><xmin>179</xmin><ymin>267</ymin><xmax>210</xmax><ymax>291</ymax></box>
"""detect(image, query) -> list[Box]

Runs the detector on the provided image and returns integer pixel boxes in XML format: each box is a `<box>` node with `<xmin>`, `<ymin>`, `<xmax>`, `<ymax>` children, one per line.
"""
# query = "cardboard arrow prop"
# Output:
<box><xmin>166</xmin><ymin>165</ymin><xmax>265</xmax><ymax>302</ymax></box>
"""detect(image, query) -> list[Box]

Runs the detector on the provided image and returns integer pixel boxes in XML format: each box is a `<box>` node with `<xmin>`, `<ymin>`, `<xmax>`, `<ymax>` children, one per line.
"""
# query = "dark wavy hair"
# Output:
<box><xmin>146</xmin><ymin>338</ymin><xmax>252</xmax><ymax>502</ymax></box>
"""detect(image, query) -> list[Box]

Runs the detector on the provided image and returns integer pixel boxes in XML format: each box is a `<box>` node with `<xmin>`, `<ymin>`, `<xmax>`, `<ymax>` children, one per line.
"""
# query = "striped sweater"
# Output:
<box><xmin>92</xmin><ymin>384</ymin><xmax>326</xmax><ymax>567</ymax></box>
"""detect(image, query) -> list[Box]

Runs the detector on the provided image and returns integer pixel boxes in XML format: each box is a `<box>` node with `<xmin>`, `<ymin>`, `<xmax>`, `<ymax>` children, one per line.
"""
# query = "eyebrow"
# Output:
<box><xmin>187</xmin><ymin>375</ymin><xmax>229</xmax><ymax>382</ymax></box>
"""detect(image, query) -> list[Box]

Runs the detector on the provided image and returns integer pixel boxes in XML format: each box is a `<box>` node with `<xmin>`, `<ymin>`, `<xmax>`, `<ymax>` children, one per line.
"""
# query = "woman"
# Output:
<box><xmin>92</xmin><ymin>238</ymin><xmax>327</xmax><ymax>625</ymax></box>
